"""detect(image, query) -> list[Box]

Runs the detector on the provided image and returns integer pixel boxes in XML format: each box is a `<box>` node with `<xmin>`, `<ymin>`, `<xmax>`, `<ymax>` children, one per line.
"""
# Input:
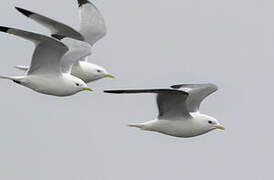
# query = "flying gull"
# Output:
<box><xmin>0</xmin><ymin>26</ymin><xmax>93</xmax><ymax>96</ymax></box>
<box><xmin>105</xmin><ymin>84</ymin><xmax>225</xmax><ymax>138</ymax></box>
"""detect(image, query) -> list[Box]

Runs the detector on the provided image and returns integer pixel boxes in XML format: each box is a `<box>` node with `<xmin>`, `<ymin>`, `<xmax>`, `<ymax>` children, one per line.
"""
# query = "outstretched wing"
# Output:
<box><xmin>15</xmin><ymin>7</ymin><xmax>85</xmax><ymax>41</ymax></box>
<box><xmin>171</xmin><ymin>83</ymin><xmax>218</xmax><ymax>112</ymax></box>
<box><xmin>78</xmin><ymin>0</ymin><xmax>107</xmax><ymax>46</ymax></box>
<box><xmin>0</xmin><ymin>26</ymin><xmax>68</xmax><ymax>75</ymax></box>
<box><xmin>104</xmin><ymin>88</ymin><xmax>190</xmax><ymax>119</ymax></box>
<box><xmin>15</xmin><ymin>2</ymin><xmax>106</xmax><ymax>47</ymax></box>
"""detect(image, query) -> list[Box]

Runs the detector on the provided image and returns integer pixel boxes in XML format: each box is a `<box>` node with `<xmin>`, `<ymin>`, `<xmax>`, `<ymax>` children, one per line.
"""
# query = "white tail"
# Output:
<box><xmin>128</xmin><ymin>123</ymin><xmax>145</xmax><ymax>130</ymax></box>
<box><xmin>14</xmin><ymin>65</ymin><xmax>29</xmax><ymax>71</ymax></box>
<box><xmin>0</xmin><ymin>76</ymin><xmax>22</xmax><ymax>84</ymax></box>
<box><xmin>0</xmin><ymin>75</ymin><xmax>16</xmax><ymax>80</ymax></box>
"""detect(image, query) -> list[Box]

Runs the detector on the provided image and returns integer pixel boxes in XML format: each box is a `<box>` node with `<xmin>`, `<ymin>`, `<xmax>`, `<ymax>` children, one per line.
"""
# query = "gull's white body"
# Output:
<box><xmin>105</xmin><ymin>84</ymin><xmax>225</xmax><ymax>138</ymax></box>
<box><xmin>13</xmin><ymin>74</ymin><xmax>87</xmax><ymax>96</ymax></box>
<box><xmin>133</xmin><ymin>112</ymin><xmax>217</xmax><ymax>138</ymax></box>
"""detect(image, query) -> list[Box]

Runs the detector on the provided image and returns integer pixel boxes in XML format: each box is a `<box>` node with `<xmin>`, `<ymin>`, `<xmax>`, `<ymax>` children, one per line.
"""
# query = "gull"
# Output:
<box><xmin>14</xmin><ymin>0</ymin><xmax>114</xmax><ymax>83</ymax></box>
<box><xmin>0</xmin><ymin>26</ymin><xmax>93</xmax><ymax>96</ymax></box>
<box><xmin>105</xmin><ymin>84</ymin><xmax>225</xmax><ymax>138</ymax></box>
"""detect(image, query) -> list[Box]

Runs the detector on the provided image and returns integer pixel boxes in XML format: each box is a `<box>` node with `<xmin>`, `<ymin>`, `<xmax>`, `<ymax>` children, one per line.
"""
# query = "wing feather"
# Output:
<box><xmin>171</xmin><ymin>83</ymin><xmax>218</xmax><ymax>112</ymax></box>
<box><xmin>15</xmin><ymin>7</ymin><xmax>84</xmax><ymax>41</ymax></box>
<box><xmin>104</xmin><ymin>88</ymin><xmax>189</xmax><ymax>119</ymax></box>
<box><xmin>0</xmin><ymin>26</ymin><xmax>68</xmax><ymax>75</ymax></box>
<box><xmin>78</xmin><ymin>0</ymin><xmax>107</xmax><ymax>46</ymax></box>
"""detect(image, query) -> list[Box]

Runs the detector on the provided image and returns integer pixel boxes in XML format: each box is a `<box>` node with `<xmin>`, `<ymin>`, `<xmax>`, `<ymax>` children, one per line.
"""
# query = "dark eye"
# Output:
<box><xmin>97</xmin><ymin>70</ymin><xmax>102</xmax><ymax>73</ymax></box>
<box><xmin>208</xmin><ymin>121</ymin><xmax>213</xmax><ymax>124</ymax></box>
<box><xmin>75</xmin><ymin>83</ymin><xmax>80</xmax><ymax>86</ymax></box>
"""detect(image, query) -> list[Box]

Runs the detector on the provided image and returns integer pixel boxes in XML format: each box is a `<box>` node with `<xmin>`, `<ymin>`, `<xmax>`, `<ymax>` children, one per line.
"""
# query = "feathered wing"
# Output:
<box><xmin>0</xmin><ymin>26</ymin><xmax>68</xmax><ymax>75</ymax></box>
<box><xmin>171</xmin><ymin>83</ymin><xmax>218</xmax><ymax>112</ymax></box>
<box><xmin>13</xmin><ymin>35</ymin><xmax>92</xmax><ymax>73</ymax></box>
<box><xmin>15</xmin><ymin>7</ymin><xmax>84</xmax><ymax>41</ymax></box>
<box><xmin>60</xmin><ymin>38</ymin><xmax>92</xmax><ymax>73</ymax></box>
<box><xmin>104</xmin><ymin>88</ymin><xmax>190</xmax><ymax>119</ymax></box>
<box><xmin>78</xmin><ymin>0</ymin><xmax>107</xmax><ymax>46</ymax></box>
<box><xmin>15</xmin><ymin>2</ymin><xmax>107</xmax><ymax>47</ymax></box>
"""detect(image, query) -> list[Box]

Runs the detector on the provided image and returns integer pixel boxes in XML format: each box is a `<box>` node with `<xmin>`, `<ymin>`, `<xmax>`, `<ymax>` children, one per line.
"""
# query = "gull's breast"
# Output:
<box><xmin>24</xmin><ymin>75</ymin><xmax>77</xmax><ymax>96</ymax></box>
<box><xmin>150</xmin><ymin>118</ymin><xmax>210</xmax><ymax>138</ymax></box>
<box><xmin>71</xmin><ymin>62</ymin><xmax>97</xmax><ymax>83</ymax></box>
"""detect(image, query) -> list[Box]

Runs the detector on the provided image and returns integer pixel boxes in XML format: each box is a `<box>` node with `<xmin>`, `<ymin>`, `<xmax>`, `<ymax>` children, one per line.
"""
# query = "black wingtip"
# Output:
<box><xmin>170</xmin><ymin>84</ymin><xmax>182</xmax><ymax>89</ymax></box>
<box><xmin>0</xmin><ymin>26</ymin><xmax>10</xmax><ymax>32</ymax></box>
<box><xmin>78</xmin><ymin>0</ymin><xmax>90</xmax><ymax>7</ymax></box>
<box><xmin>104</xmin><ymin>90</ymin><xmax>125</xmax><ymax>94</ymax></box>
<box><xmin>15</xmin><ymin>7</ymin><xmax>34</xmax><ymax>17</ymax></box>
<box><xmin>51</xmin><ymin>34</ymin><xmax>66</xmax><ymax>40</ymax></box>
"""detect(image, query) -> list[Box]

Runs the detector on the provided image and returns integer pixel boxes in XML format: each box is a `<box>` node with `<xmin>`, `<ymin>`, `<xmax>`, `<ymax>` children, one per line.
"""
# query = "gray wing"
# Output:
<box><xmin>104</xmin><ymin>89</ymin><xmax>190</xmax><ymax>119</ymax></box>
<box><xmin>15</xmin><ymin>7</ymin><xmax>85</xmax><ymax>41</ymax></box>
<box><xmin>60</xmin><ymin>38</ymin><xmax>92</xmax><ymax>73</ymax></box>
<box><xmin>171</xmin><ymin>83</ymin><xmax>218</xmax><ymax>112</ymax></box>
<box><xmin>78</xmin><ymin>0</ymin><xmax>107</xmax><ymax>46</ymax></box>
<box><xmin>0</xmin><ymin>26</ymin><xmax>68</xmax><ymax>75</ymax></box>
<box><xmin>13</xmin><ymin>38</ymin><xmax>92</xmax><ymax>72</ymax></box>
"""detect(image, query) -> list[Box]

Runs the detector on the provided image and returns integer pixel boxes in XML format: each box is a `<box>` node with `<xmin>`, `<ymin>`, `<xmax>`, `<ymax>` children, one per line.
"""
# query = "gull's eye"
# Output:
<box><xmin>97</xmin><ymin>70</ymin><xmax>102</xmax><ymax>73</ymax></box>
<box><xmin>75</xmin><ymin>83</ymin><xmax>80</xmax><ymax>86</ymax></box>
<box><xmin>208</xmin><ymin>121</ymin><xmax>213</xmax><ymax>124</ymax></box>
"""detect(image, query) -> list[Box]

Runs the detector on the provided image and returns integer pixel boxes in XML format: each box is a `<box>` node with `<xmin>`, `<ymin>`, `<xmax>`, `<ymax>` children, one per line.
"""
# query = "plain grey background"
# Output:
<box><xmin>0</xmin><ymin>0</ymin><xmax>273</xmax><ymax>179</ymax></box>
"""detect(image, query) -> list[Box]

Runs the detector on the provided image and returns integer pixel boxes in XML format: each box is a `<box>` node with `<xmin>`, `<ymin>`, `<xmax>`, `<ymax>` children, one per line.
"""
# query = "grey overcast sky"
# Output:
<box><xmin>0</xmin><ymin>0</ymin><xmax>273</xmax><ymax>179</ymax></box>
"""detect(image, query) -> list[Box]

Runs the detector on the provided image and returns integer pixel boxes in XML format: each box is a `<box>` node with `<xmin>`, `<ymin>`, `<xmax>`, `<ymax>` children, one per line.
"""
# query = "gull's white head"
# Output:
<box><xmin>88</xmin><ymin>63</ymin><xmax>115</xmax><ymax>81</ymax></box>
<box><xmin>69</xmin><ymin>75</ymin><xmax>93</xmax><ymax>93</ymax></box>
<box><xmin>198</xmin><ymin>114</ymin><xmax>225</xmax><ymax>132</ymax></box>
<box><xmin>72</xmin><ymin>62</ymin><xmax>115</xmax><ymax>83</ymax></box>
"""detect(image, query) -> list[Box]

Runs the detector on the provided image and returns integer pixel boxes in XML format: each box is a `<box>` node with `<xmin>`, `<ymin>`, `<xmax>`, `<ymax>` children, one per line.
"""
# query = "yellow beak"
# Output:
<box><xmin>104</xmin><ymin>74</ymin><xmax>115</xmax><ymax>78</ymax></box>
<box><xmin>215</xmin><ymin>125</ymin><xmax>225</xmax><ymax>130</ymax></box>
<box><xmin>83</xmin><ymin>87</ymin><xmax>93</xmax><ymax>92</ymax></box>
